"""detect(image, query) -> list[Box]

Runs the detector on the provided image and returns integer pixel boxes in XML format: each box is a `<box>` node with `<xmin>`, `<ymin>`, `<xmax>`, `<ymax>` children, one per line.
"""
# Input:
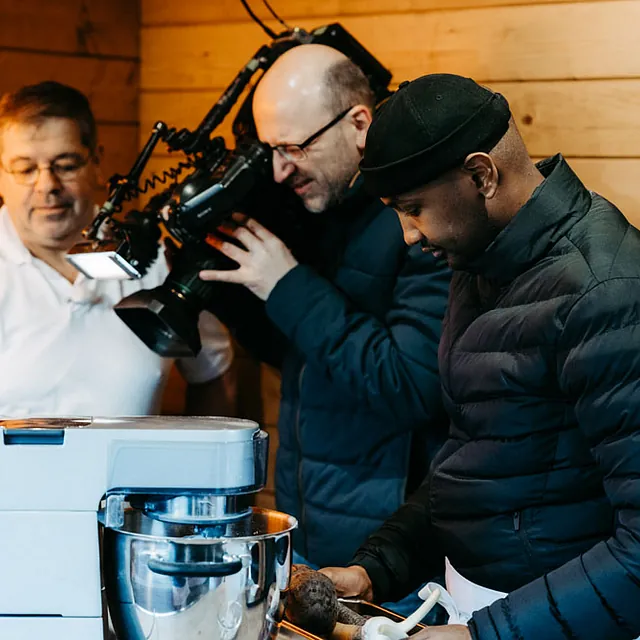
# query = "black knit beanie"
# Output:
<box><xmin>360</xmin><ymin>73</ymin><xmax>511</xmax><ymax>197</ymax></box>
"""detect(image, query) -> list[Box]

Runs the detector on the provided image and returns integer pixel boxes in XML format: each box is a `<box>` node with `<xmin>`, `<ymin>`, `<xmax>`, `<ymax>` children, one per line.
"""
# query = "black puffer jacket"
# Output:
<box><xmin>353</xmin><ymin>156</ymin><xmax>640</xmax><ymax>639</ymax></box>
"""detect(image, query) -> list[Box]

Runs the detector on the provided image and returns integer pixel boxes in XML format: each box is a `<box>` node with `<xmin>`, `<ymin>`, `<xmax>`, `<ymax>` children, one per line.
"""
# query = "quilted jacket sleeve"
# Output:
<box><xmin>348</xmin><ymin>469</ymin><xmax>446</xmax><ymax>603</ymax></box>
<box><xmin>265</xmin><ymin>246</ymin><xmax>451</xmax><ymax>429</ymax></box>
<box><xmin>470</xmin><ymin>277</ymin><xmax>640</xmax><ymax>640</ymax></box>
<box><xmin>203</xmin><ymin>281</ymin><xmax>288</xmax><ymax>370</ymax></box>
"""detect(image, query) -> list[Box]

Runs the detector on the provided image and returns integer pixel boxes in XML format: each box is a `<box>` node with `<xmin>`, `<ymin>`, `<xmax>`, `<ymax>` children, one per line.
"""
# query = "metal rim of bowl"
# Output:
<box><xmin>101</xmin><ymin>506</ymin><xmax>297</xmax><ymax>544</ymax></box>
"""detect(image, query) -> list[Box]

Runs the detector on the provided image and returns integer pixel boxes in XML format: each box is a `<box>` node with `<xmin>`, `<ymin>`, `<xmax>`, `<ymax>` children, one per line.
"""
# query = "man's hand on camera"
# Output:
<box><xmin>319</xmin><ymin>565</ymin><xmax>375</xmax><ymax>601</ymax></box>
<box><xmin>199</xmin><ymin>214</ymin><xmax>298</xmax><ymax>301</ymax></box>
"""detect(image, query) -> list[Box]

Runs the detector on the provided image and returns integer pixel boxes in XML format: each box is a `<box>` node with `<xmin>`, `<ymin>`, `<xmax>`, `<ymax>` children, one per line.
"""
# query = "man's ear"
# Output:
<box><xmin>350</xmin><ymin>105</ymin><xmax>373</xmax><ymax>151</ymax></box>
<box><xmin>463</xmin><ymin>152</ymin><xmax>499</xmax><ymax>199</ymax></box>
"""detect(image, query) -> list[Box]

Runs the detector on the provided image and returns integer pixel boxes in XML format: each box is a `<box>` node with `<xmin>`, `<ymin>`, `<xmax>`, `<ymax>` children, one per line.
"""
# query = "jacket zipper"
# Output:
<box><xmin>295</xmin><ymin>364</ymin><xmax>308</xmax><ymax>558</ymax></box>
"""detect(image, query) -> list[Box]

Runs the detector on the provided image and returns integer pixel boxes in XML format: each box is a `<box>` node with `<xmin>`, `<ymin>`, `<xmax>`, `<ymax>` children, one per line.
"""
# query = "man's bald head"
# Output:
<box><xmin>254</xmin><ymin>44</ymin><xmax>374</xmax><ymax>123</ymax></box>
<box><xmin>253</xmin><ymin>44</ymin><xmax>375</xmax><ymax>214</ymax></box>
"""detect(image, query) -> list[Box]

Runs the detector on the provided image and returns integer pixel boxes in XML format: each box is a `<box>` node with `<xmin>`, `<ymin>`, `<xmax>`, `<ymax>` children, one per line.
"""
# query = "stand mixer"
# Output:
<box><xmin>0</xmin><ymin>416</ymin><xmax>296</xmax><ymax>640</ymax></box>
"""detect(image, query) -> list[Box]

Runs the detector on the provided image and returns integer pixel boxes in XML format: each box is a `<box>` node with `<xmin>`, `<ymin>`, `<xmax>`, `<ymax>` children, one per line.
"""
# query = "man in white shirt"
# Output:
<box><xmin>0</xmin><ymin>81</ymin><xmax>234</xmax><ymax>418</ymax></box>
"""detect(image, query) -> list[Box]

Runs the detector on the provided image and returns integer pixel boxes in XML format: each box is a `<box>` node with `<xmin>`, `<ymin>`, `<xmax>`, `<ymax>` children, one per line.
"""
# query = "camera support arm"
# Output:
<box><xmin>83</xmin><ymin>29</ymin><xmax>312</xmax><ymax>242</ymax></box>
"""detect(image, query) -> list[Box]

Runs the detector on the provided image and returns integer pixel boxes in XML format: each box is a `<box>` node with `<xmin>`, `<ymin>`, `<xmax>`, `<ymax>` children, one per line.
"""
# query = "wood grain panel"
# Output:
<box><xmin>0</xmin><ymin>51</ymin><xmax>138</xmax><ymax>123</ymax></box>
<box><xmin>233</xmin><ymin>346</ymin><xmax>266</xmax><ymax>424</ymax></box>
<box><xmin>140</xmin><ymin>79</ymin><xmax>640</xmax><ymax>158</ymax></box>
<box><xmin>141</xmin><ymin>1</ymin><xmax>640</xmax><ymax>89</ymax></box>
<box><xmin>0</xmin><ymin>0</ymin><xmax>138</xmax><ymax>58</ymax></box>
<box><xmin>98</xmin><ymin>124</ymin><xmax>140</xmax><ymax>185</ymax></box>
<box><xmin>264</xmin><ymin>425</ymin><xmax>279</xmax><ymax>492</ymax></box>
<box><xmin>563</xmin><ymin>158</ymin><xmax>640</xmax><ymax>229</ymax></box>
<box><xmin>141</xmin><ymin>22</ymin><xmax>264</xmax><ymax>91</ymax></box>
<box><xmin>160</xmin><ymin>365</ymin><xmax>187</xmax><ymax>414</ymax></box>
<box><xmin>254</xmin><ymin>490</ymin><xmax>276</xmax><ymax>510</ymax></box>
<box><xmin>139</xmin><ymin>90</ymin><xmax>240</xmax><ymax>150</ymax></box>
<box><xmin>261</xmin><ymin>364</ymin><xmax>281</xmax><ymax>427</ymax></box>
<box><xmin>492</xmin><ymin>80</ymin><xmax>640</xmax><ymax>158</ymax></box>
<box><xmin>142</xmin><ymin>0</ymin><xmax>624</xmax><ymax>25</ymax></box>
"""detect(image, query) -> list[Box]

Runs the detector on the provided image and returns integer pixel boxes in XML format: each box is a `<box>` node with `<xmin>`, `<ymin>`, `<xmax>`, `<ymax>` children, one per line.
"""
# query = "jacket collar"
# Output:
<box><xmin>334</xmin><ymin>172</ymin><xmax>375</xmax><ymax>212</ymax></box>
<box><xmin>467</xmin><ymin>154</ymin><xmax>592</xmax><ymax>283</ymax></box>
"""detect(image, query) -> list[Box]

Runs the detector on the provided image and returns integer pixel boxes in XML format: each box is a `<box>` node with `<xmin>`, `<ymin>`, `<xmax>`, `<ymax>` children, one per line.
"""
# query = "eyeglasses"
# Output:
<box><xmin>270</xmin><ymin>106</ymin><xmax>354</xmax><ymax>163</ymax></box>
<box><xmin>0</xmin><ymin>156</ymin><xmax>90</xmax><ymax>186</ymax></box>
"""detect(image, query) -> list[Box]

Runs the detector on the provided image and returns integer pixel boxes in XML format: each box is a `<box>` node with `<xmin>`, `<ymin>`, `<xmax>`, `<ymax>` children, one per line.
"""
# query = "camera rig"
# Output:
<box><xmin>67</xmin><ymin>22</ymin><xmax>392</xmax><ymax>357</ymax></box>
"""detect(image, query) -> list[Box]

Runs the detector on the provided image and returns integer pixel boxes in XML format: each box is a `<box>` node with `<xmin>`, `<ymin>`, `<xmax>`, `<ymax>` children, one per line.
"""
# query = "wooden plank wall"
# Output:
<box><xmin>141</xmin><ymin>0</ymin><xmax>640</xmax><ymax>507</ymax></box>
<box><xmin>0</xmin><ymin>1</ymin><xmax>140</xmax><ymax>197</ymax></box>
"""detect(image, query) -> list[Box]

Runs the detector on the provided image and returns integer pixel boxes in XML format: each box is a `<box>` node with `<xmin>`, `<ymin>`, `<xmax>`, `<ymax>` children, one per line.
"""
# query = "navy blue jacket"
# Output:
<box><xmin>210</xmin><ymin>184</ymin><xmax>450</xmax><ymax>567</ymax></box>
<box><xmin>353</xmin><ymin>156</ymin><xmax>640</xmax><ymax>639</ymax></box>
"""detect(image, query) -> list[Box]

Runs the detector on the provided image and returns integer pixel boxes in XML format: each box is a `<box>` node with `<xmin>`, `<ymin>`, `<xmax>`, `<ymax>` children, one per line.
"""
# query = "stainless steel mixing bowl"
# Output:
<box><xmin>101</xmin><ymin>506</ymin><xmax>296</xmax><ymax>640</ymax></box>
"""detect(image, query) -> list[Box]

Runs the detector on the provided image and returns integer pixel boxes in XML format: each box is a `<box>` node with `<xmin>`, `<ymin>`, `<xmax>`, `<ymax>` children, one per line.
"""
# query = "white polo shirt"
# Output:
<box><xmin>0</xmin><ymin>206</ymin><xmax>232</xmax><ymax>418</ymax></box>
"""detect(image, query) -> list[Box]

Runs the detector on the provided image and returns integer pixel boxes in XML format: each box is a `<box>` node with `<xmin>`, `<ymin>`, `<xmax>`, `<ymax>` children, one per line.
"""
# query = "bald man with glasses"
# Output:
<box><xmin>199</xmin><ymin>44</ymin><xmax>451</xmax><ymax>582</ymax></box>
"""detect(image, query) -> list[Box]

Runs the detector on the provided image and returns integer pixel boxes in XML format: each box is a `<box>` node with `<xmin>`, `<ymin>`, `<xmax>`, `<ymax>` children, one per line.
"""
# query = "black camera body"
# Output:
<box><xmin>115</xmin><ymin>140</ymin><xmax>315</xmax><ymax>357</ymax></box>
<box><xmin>67</xmin><ymin>23</ymin><xmax>392</xmax><ymax>357</ymax></box>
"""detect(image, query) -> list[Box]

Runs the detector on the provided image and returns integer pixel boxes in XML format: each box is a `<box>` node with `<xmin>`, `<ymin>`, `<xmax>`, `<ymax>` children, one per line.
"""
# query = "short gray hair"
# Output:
<box><xmin>323</xmin><ymin>59</ymin><xmax>375</xmax><ymax>113</ymax></box>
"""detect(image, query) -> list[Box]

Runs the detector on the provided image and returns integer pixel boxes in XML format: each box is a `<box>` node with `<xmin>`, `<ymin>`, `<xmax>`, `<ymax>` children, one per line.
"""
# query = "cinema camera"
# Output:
<box><xmin>67</xmin><ymin>21</ymin><xmax>392</xmax><ymax>357</ymax></box>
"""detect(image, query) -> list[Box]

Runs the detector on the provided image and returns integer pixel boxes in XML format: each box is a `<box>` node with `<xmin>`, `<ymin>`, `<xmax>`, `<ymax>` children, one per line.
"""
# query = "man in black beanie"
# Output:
<box><xmin>321</xmin><ymin>74</ymin><xmax>640</xmax><ymax>640</ymax></box>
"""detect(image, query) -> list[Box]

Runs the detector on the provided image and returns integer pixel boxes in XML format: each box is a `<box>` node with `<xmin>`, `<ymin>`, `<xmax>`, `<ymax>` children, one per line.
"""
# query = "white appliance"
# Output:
<box><xmin>0</xmin><ymin>416</ymin><xmax>270</xmax><ymax>640</ymax></box>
